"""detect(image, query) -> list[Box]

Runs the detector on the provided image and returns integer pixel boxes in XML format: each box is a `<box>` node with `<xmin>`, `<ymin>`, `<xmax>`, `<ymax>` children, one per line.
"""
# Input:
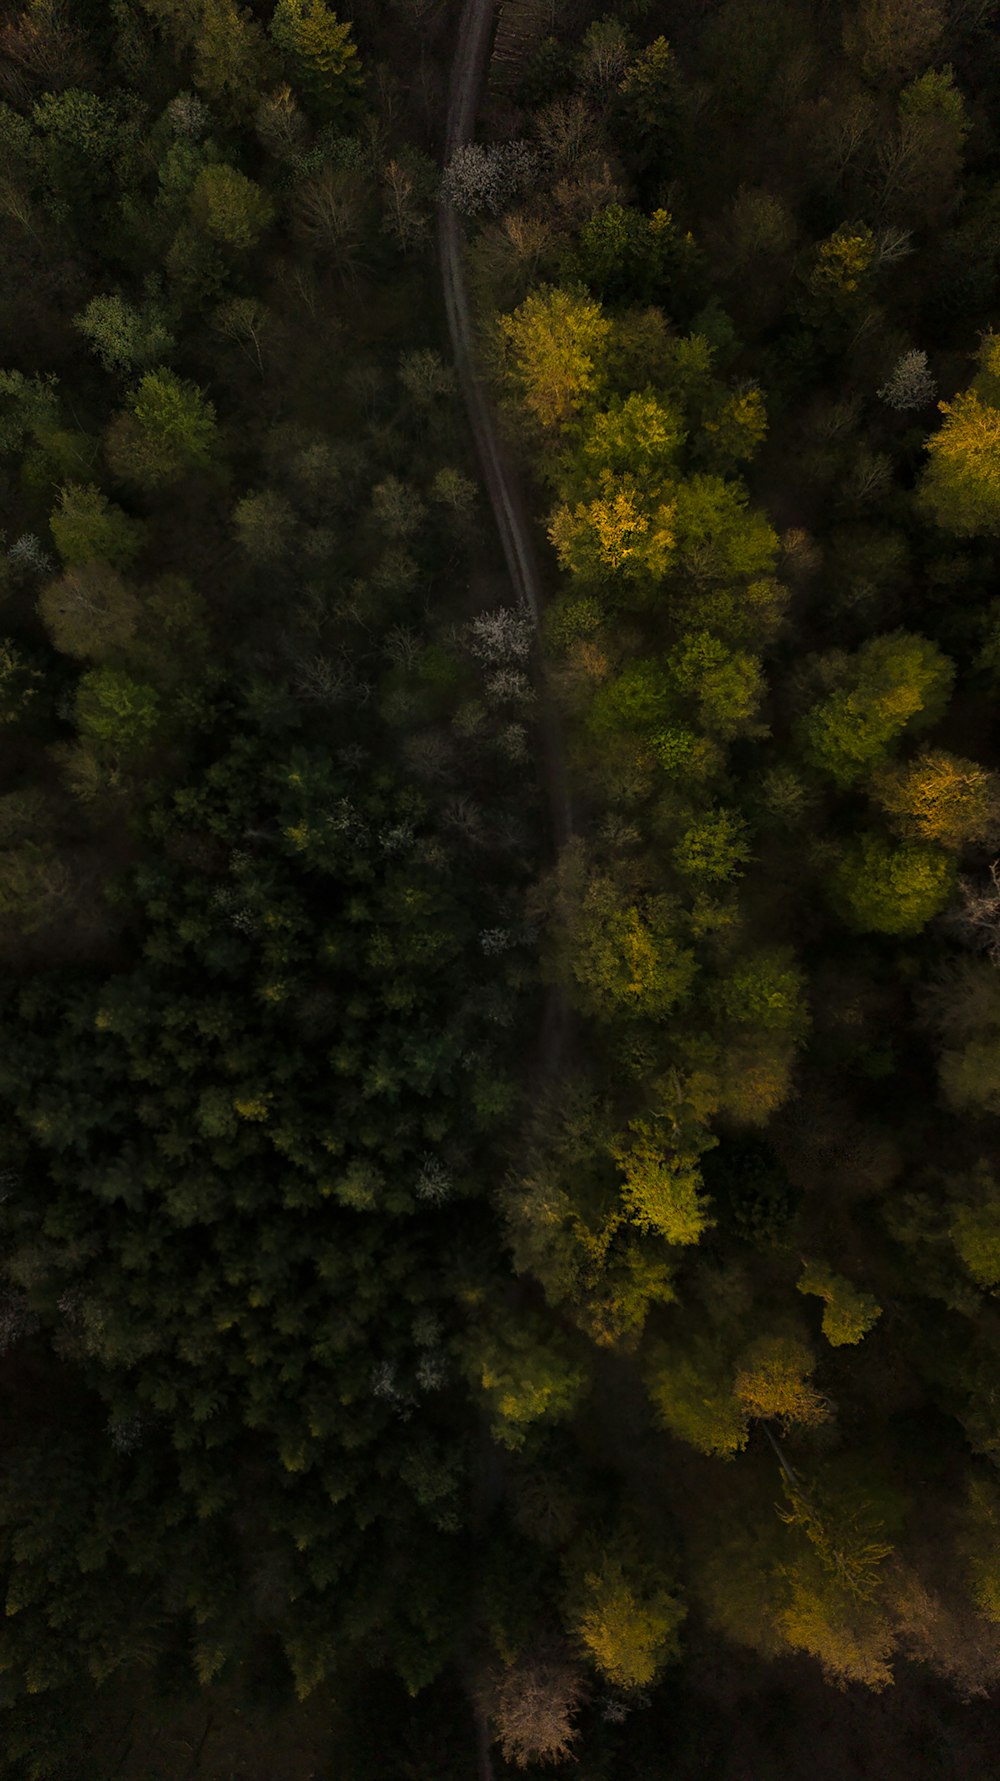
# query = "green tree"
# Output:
<box><xmin>232</xmin><ymin>488</ymin><xmax>297</xmax><ymax>562</ymax></box>
<box><xmin>798</xmin><ymin>631</ymin><xmax>954</xmax><ymax>788</ymax></box>
<box><xmin>190</xmin><ymin>161</ymin><xmax>275</xmax><ymax>250</ymax></box>
<box><xmin>645</xmin><ymin>1334</ymin><xmax>749</xmax><ymax>1458</ymax></box>
<box><xmin>0</xmin><ymin>641</ymin><xmax>43</xmax><ymax>727</ymax></box>
<box><xmin>545</xmin><ymin>842</ymin><xmax>697</xmax><ymax>1023</ymax></box>
<box><xmin>549</xmin><ymin>477</ymin><xmax>676</xmax><ymax>583</ymax></box>
<box><xmin>460</xmin><ymin>1309</ymin><xmax>587</xmax><ymax>1450</ymax></box>
<box><xmin>672</xmin><ymin>806</ymin><xmax>751</xmax><ymax>883</ymax></box>
<box><xmin>672</xmin><ymin>475</ymin><xmax>779</xmax><ymax>582</ymax></box>
<box><xmin>964</xmin><ymin>1475</ymin><xmax>1000</xmax><ymax>1622</ymax></box>
<box><xmin>667</xmin><ymin>631</ymin><xmax>766</xmax><ymax>741</ymax></box>
<box><xmin>567</xmin><ymin>388</ymin><xmax>685</xmax><ymax>488</ymax></box>
<box><xmin>843</xmin><ymin>0</ymin><xmax>944</xmax><ymax>85</ymax></box>
<box><xmin>831</xmin><ymin>832</ymin><xmax>954</xmax><ymax>935</ymax></box>
<box><xmin>270</xmin><ymin>0</ymin><xmax>361</xmax><ymax>120</ymax></box>
<box><xmin>75</xmin><ymin>665</ymin><xmax>160</xmax><ymax>758</ymax></box>
<box><xmin>74</xmin><ymin>292</ymin><xmax>175</xmax><ymax>375</ymax></box>
<box><xmin>618</xmin><ymin>36</ymin><xmax>685</xmax><ymax>172</ymax></box>
<box><xmin>807</xmin><ymin>223</ymin><xmax>876</xmax><ymax>304</ymax></box>
<box><xmin>951</xmin><ymin>1197</ymin><xmax>1000</xmax><ymax>1290</ymax></box>
<box><xmin>106</xmin><ymin>368</ymin><xmax>219</xmax><ymax>489</ymax></box>
<box><xmin>713</xmin><ymin>949</ymin><xmax>809</xmax><ymax>1040</ymax></box>
<box><xmin>777</xmin><ymin>1471</ymin><xmax>896</xmax><ymax>1689</ymax></box>
<box><xmin>797</xmin><ymin>1261</ymin><xmax>882</xmax><ymax>1346</ymax></box>
<box><xmin>140</xmin><ymin>0</ymin><xmax>275</xmax><ymax>114</ymax></box>
<box><xmin>932</xmin><ymin>963</ymin><xmax>1000</xmax><ymax>1119</ymax></box>
<box><xmin>49</xmin><ymin>482</ymin><xmax>146</xmax><ymax>570</ymax></box>
<box><xmin>699</xmin><ymin>385</ymin><xmax>768</xmax><ymax>472</ymax></box>
<box><xmin>573</xmin><ymin>204</ymin><xmax>697</xmax><ymax>306</ymax></box>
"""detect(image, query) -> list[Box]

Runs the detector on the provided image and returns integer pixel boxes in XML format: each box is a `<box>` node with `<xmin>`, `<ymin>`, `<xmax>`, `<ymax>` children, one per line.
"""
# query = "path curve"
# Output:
<box><xmin>438</xmin><ymin>0</ymin><xmax>573</xmax><ymax>856</ymax></box>
<box><xmin>438</xmin><ymin>15</ymin><xmax>574</xmax><ymax>1779</ymax></box>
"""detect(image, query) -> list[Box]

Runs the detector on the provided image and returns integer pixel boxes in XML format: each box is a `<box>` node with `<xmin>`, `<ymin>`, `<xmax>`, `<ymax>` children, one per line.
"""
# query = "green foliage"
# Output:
<box><xmin>699</xmin><ymin>385</ymin><xmax>768</xmax><ymax>472</ymax></box>
<box><xmin>672</xmin><ymin>806</ymin><xmax>751</xmax><ymax>883</ymax></box>
<box><xmin>808</xmin><ymin>223</ymin><xmax>876</xmax><ymax>302</ymax></box>
<box><xmin>463</xmin><ymin>1310</ymin><xmax>587</xmax><ymax>1449</ymax></box>
<box><xmin>270</xmin><ymin>0</ymin><xmax>361</xmax><ymax>120</ymax></box>
<box><xmin>713</xmin><ymin>949</ymin><xmax>808</xmax><ymax>1039</ymax></box>
<box><xmin>964</xmin><ymin>1475</ymin><xmax>1000</xmax><ymax>1622</ymax></box>
<box><xmin>0</xmin><ymin>641</ymin><xmax>43</xmax><ymax>726</ymax></box>
<box><xmin>798</xmin><ymin>632</ymin><xmax>955</xmax><ymax>788</ymax></box>
<box><xmin>775</xmin><ymin>1470</ymin><xmax>897</xmax><ymax>1688</ymax></box>
<box><xmin>666</xmin><ymin>631</ymin><xmax>766</xmax><ymax>740</ymax></box>
<box><xmin>107</xmin><ymin>368</ymin><xmax>219</xmax><ymax>488</ymax></box>
<box><xmin>75</xmin><ymin>665</ymin><xmax>161</xmax><ymax>756</ymax></box>
<box><xmin>233</xmin><ymin>488</ymin><xmax>297</xmax><ymax>561</ymax></box>
<box><xmin>918</xmin><ymin>334</ymin><xmax>1000</xmax><ymax>534</ymax></box>
<box><xmin>899</xmin><ymin>64</ymin><xmax>967</xmax><ymax>136</ymax></box>
<box><xmin>943</xmin><ymin>1165</ymin><xmax>1000</xmax><ymax>1287</ymax></box>
<box><xmin>645</xmin><ymin>1334</ymin><xmax>749</xmax><ymax>1458</ymax></box>
<box><xmin>871</xmin><ymin>750</ymin><xmax>1000</xmax><ymax>850</ymax></box>
<box><xmin>920</xmin><ymin>387</ymin><xmax>1000</xmax><ymax>534</ymax></box>
<box><xmin>831</xmin><ymin>832</ymin><xmax>955</xmax><ymax>935</ymax></box>
<box><xmin>38</xmin><ymin>563</ymin><xmax>141</xmax><ymax>661</ymax></box>
<box><xmin>572</xmin><ymin>204</ymin><xmax>698</xmax><ymax>305</ymax></box>
<box><xmin>704</xmin><ymin>1140</ymin><xmax>797</xmax><ymax>1247</ymax></box>
<box><xmin>568</xmin><ymin>388</ymin><xmax>685</xmax><ymax>487</ymax></box>
<box><xmin>191</xmin><ymin>161</ymin><xmax>276</xmax><ymax>250</ymax></box>
<box><xmin>797</xmin><ymin>1261</ymin><xmax>882</xmax><ymax>1346</ymax></box>
<box><xmin>933</xmin><ymin>964</ymin><xmax>1000</xmax><ymax>1118</ymax></box>
<box><xmin>671</xmin><ymin>475</ymin><xmax>779</xmax><ymax>582</ymax></box>
<box><xmin>546</xmin><ymin>842</ymin><xmax>697</xmax><ymax>1022</ymax></box>
<box><xmin>74</xmin><ymin>292</ymin><xmax>175</xmax><ymax>375</ymax></box>
<box><xmin>549</xmin><ymin>476</ymin><xmax>676</xmax><ymax>583</ymax></box>
<box><xmin>49</xmin><ymin>482</ymin><xmax>146</xmax><ymax>570</ymax></box>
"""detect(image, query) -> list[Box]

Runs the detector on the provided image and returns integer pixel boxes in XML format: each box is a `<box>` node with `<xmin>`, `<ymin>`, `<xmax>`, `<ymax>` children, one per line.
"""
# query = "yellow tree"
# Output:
<box><xmin>611</xmin><ymin>1119</ymin><xmax>713</xmax><ymax>1246</ymax></box>
<box><xmin>499</xmin><ymin>286</ymin><xmax>611</xmax><ymax>432</ymax></box>
<box><xmin>797</xmin><ymin>1260</ymin><xmax>882</xmax><ymax>1347</ymax></box>
<box><xmin>549</xmin><ymin>477</ymin><xmax>676</xmax><ymax>581</ymax></box>
<box><xmin>544</xmin><ymin>841</ymin><xmax>697</xmax><ymax>1023</ymax></box>
<box><xmin>777</xmin><ymin>1472</ymin><xmax>896</xmax><ymax>1689</ymax></box>
<box><xmin>919</xmin><ymin>336</ymin><xmax>1000</xmax><ymax>534</ymax></box>
<box><xmin>872</xmin><ymin>749</ymin><xmax>1000</xmax><ymax>850</ymax></box>
<box><xmin>734</xmin><ymin>1333</ymin><xmax>830</xmax><ymax>1431</ymax></box>
<box><xmin>564</xmin><ymin>1539</ymin><xmax>684</xmax><ymax>1688</ymax></box>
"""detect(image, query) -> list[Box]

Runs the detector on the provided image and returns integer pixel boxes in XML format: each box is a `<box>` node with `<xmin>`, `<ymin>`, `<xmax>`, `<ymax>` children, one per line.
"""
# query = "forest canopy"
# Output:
<box><xmin>3</xmin><ymin>0</ymin><xmax>1000</xmax><ymax>1777</ymax></box>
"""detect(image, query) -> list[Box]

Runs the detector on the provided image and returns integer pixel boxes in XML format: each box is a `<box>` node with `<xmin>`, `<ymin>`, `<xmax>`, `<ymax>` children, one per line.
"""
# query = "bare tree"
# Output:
<box><xmin>877</xmin><ymin>348</ymin><xmax>936</xmax><ymax>410</ymax></box>
<box><xmin>482</xmin><ymin>1643</ymin><xmax>587</xmax><ymax>1769</ymax></box>
<box><xmin>442</xmin><ymin>142</ymin><xmax>539</xmax><ymax>218</ymax></box>
<box><xmin>950</xmin><ymin>861</ymin><xmax>1000</xmax><ymax>961</ymax></box>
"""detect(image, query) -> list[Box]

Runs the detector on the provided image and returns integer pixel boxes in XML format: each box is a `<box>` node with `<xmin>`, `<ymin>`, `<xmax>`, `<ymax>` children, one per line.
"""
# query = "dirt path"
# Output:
<box><xmin>437</xmin><ymin>0</ymin><xmax>573</xmax><ymax>860</ymax></box>
<box><xmin>437</xmin><ymin>16</ymin><xmax>577</xmax><ymax>1779</ymax></box>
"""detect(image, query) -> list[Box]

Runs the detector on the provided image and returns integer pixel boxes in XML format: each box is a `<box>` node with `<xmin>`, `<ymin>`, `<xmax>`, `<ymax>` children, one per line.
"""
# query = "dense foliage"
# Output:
<box><xmin>4</xmin><ymin>0</ymin><xmax>1000</xmax><ymax>1776</ymax></box>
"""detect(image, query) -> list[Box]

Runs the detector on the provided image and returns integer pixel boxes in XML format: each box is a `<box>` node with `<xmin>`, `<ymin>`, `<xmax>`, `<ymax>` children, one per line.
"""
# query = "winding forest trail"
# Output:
<box><xmin>438</xmin><ymin>0</ymin><xmax>573</xmax><ymax>861</ymax></box>
<box><xmin>438</xmin><ymin>14</ymin><xmax>574</xmax><ymax>1777</ymax></box>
